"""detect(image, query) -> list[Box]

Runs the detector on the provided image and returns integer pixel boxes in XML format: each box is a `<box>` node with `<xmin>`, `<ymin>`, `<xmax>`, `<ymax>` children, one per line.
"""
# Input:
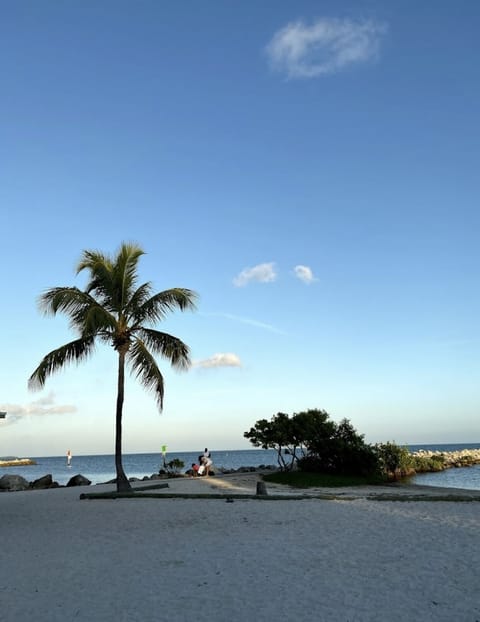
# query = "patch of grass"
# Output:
<box><xmin>263</xmin><ymin>471</ymin><xmax>384</xmax><ymax>488</ymax></box>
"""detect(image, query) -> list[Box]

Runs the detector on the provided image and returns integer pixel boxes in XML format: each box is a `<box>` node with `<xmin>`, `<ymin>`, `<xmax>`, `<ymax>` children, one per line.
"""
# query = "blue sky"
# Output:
<box><xmin>1</xmin><ymin>1</ymin><xmax>479</xmax><ymax>457</ymax></box>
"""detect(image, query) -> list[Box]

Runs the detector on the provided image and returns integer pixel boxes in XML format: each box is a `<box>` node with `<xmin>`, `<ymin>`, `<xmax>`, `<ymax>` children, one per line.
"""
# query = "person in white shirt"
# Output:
<box><xmin>203</xmin><ymin>448</ymin><xmax>213</xmax><ymax>476</ymax></box>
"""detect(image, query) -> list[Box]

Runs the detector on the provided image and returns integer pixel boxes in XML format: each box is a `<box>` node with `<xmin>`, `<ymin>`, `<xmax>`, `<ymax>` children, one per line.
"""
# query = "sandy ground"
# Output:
<box><xmin>1</xmin><ymin>473</ymin><xmax>480</xmax><ymax>622</ymax></box>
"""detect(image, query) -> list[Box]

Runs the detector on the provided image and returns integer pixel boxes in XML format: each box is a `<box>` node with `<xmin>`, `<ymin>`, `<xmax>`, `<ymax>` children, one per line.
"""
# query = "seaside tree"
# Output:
<box><xmin>28</xmin><ymin>242</ymin><xmax>197</xmax><ymax>492</ymax></box>
<box><xmin>245</xmin><ymin>409</ymin><xmax>380</xmax><ymax>476</ymax></box>
<box><xmin>244</xmin><ymin>412</ymin><xmax>310</xmax><ymax>471</ymax></box>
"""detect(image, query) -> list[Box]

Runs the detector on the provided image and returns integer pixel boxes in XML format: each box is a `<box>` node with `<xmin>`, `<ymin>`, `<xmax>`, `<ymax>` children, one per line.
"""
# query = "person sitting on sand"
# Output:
<box><xmin>191</xmin><ymin>463</ymin><xmax>199</xmax><ymax>477</ymax></box>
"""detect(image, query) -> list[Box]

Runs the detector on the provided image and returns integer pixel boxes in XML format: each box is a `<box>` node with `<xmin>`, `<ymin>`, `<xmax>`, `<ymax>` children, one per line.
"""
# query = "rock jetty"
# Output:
<box><xmin>411</xmin><ymin>448</ymin><xmax>480</xmax><ymax>470</ymax></box>
<box><xmin>0</xmin><ymin>457</ymin><xmax>37</xmax><ymax>467</ymax></box>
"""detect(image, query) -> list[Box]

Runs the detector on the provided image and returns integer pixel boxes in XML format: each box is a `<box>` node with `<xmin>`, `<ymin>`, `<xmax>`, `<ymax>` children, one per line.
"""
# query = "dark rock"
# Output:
<box><xmin>0</xmin><ymin>474</ymin><xmax>30</xmax><ymax>491</ymax></box>
<box><xmin>30</xmin><ymin>474</ymin><xmax>53</xmax><ymax>489</ymax></box>
<box><xmin>66</xmin><ymin>474</ymin><xmax>91</xmax><ymax>487</ymax></box>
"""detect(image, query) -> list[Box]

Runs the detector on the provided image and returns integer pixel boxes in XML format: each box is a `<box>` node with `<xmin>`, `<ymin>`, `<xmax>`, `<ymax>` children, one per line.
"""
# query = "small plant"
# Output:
<box><xmin>163</xmin><ymin>458</ymin><xmax>185</xmax><ymax>475</ymax></box>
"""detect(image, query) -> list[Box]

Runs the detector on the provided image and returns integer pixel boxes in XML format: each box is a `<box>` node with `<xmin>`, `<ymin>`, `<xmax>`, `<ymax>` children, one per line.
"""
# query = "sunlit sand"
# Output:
<box><xmin>2</xmin><ymin>473</ymin><xmax>479</xmax><ymax>621</ymax></box>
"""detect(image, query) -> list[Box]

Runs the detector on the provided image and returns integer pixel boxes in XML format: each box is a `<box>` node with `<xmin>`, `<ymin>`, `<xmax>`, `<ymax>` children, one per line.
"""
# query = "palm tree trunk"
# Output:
<box><xmin>115</xmin><ymin>350</ymin><xmax>132</xmax><ymax>492</ymax></box>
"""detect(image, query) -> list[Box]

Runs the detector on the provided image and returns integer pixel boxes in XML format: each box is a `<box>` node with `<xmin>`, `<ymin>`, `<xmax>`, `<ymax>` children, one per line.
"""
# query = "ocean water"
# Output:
<box><xmin>2</xmin><ymin>444</ymin><xmax>480</xmax><ymax>490</ymax></box>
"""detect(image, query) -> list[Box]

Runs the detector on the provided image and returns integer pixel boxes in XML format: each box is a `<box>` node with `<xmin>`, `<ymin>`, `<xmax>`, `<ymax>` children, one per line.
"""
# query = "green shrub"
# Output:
<box><xmin>298</xmin><ymin>419</ymin><xmax>380</xmax><ymax>477</ymax></box>
<box><xmin>298</xmin><ymin>441</ymin><xmax>379</xmax><ymax>477</ymax></box>
<box><xmin>410</xmin><ymin>454</ymin><xmax>446</xmax><ymax>472</ymax></box>
<box><xmin>374</xmin><ymin>442</ymin><xmax>413</xmax><ymax>477</ymax></box>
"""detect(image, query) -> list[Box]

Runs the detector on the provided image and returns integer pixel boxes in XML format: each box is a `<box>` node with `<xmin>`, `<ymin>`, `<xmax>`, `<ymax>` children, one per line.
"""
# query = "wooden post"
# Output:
<box><xmin>256</xmin><ymin>480</ymin><xmax>268</xmax><ymax>496</ymax></box>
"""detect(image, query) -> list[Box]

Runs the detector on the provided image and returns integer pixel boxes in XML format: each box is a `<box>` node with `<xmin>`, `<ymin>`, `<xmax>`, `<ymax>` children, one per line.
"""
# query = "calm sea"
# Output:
<box><xmin>2</xmin><ymin>443</ymin><xmax>480</xmax><ymax>491</ymax></box>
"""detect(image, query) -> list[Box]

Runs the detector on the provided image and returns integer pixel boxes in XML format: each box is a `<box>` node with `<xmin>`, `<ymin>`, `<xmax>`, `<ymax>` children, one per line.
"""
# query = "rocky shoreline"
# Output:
<box><xmin>411</xmin><ymin>448</ymin><xmax>480</xmax><ymax>470</ymax></box>
<box><xmin>0</xmin><ymin>473</ymin><xmax>92</xmax><ymax>492</ymax></box>
<box><xmin>0</xmin><ymin>465</ymin><xmax>275</xmax><ymax>492</ymax></box>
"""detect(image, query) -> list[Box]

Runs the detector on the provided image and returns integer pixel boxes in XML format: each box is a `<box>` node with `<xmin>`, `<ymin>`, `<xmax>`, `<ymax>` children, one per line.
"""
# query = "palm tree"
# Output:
<box><xmin>29</xmin><ymin>242</ymin><xmax>197</xmax><ymax>492</ymax></box>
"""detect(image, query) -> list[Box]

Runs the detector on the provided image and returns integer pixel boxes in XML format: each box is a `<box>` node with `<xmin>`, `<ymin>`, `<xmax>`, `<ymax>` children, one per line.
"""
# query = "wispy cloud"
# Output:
<box><xmin>266</xmin><ymin>17</ymin><xmax>387</xmax><ymax>79</ymax></box>
<box><xmin>293</xmin><ymin>265</ymin><xmax>318</xmax><ymax>284</ymax></box>
<box><xmin>202</xmin><ymin>312</ymin><xmax>287</xmax><ymax>335</ymax></box>
<box><xmin>193</xmin><ymin>353</ymin><xmax>242</xmax><ymax>369</ymax></box>
<box><xmin>233</xmin><ymin>262</ymin><xmax>277</xmax><ymax>287</ymax></box>
<box><xmin>0</xmin><ymin>392</ymin><xmax>77</xmax><ymax>425</ymax></box>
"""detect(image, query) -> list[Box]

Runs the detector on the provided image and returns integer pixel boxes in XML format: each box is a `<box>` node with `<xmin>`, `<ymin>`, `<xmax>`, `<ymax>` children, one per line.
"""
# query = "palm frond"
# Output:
<box><xmin>39</xmin><ymin>287</ymin><xmax>91</xmax><ymax>316</ymax></box>
<box><xmin>114</xmin><ymin>242</ymin><xmax>144</xmax><ymax>284</ymax></box>
<box><xmin>78</xmin><ymin>304</ymin><xmax>117</xmax><ymax>338</ymax></box>
<box><xmin>28</xmin><ymin>336</ymin><xmax>96</xmax><ymax>390</ymax></box>
<box><xmin>76</xmin><ymin>249</ymin><xmax>112</xmax><ymax>275</ymax></box>
<box><xmin>128</xmin><ymin>339</ymin><xmax>165</xmax><ymax>410</ymax></box>
<box><xmin>76</xmin><ymin>243</ymin><xmax>144</xmax><ymax>315</ymax></box>
<box><xmin>39</xmin><ymin>287</ymin><xmax>116</xmax><ymax>336</ymax></box>
<box><xmin>133</xmin><ymin>288</ymin><xmax>198</xmax><ymax>325</ymax></box>
<box><xmin>136</xmin><ymin>327</ymin><xmax>191</xmax><ymax>370</ymax></box>
<box><xmin>77</xmin><ymin>249</ymin><xmax>116</xmax><ymax>309</ymax></box>
<box><xmin>123</xmin><ymin>282</ymin><xmax>153</xmax><ymax>324</ymax></box>
<box><xmin>111</xmin><ymin>242</ymin><xmax>144</xmax><ymax>312</ymax></box>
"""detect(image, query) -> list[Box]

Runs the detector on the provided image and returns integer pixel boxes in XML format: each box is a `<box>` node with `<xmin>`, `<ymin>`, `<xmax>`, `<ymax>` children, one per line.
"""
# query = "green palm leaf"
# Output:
<box><xmin>133</xmin><ymin>288</ymin><xmax>198</xmax><ymax>326</ymax></box>
<box><xmin>28</xmin><ymin>336</ymin><xmax>96</xmax><ymax>390</ymax></box>
<box><xmin>137</xmin><ymin>327</ymin><xmax>191</xmax><ymax>371</ymax></box>
<box><xmin>128</xmin><ymin>339</ymin><xmax>165</xmax><ymax>410</ymax></box>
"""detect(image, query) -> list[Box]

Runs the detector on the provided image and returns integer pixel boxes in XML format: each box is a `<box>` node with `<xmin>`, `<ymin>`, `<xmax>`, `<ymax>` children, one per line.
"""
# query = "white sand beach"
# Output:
<box><xmin>1</xmin><ymin>473</ymin><xmax>479</xmax><ymax>622</ymax></box>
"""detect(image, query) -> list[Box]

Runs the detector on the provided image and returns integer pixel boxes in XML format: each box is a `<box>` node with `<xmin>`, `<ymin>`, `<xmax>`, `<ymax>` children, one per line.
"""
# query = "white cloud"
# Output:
<box><xmin>0</xmin><ymin>392</ymin><xmax>77</xmax><ymax>424</ymax></box>
<box><xmin>193</xmin><ymin>353</ymin><xmax>242</xmax><ymax>369</ymax></box>
<box><xmin>266</xmin><ymin>17</ymin><xmax>387</xmax><ymax>79</ymax></box>
<box><xmin>233</xmin><ymin>262</ymin><xmax>277</xmax><ymax>287</ymax></box>
<box><xmin>293</xmin><ymin>265</ymin><xmax>317</xmax><ymax>284</ymax></box>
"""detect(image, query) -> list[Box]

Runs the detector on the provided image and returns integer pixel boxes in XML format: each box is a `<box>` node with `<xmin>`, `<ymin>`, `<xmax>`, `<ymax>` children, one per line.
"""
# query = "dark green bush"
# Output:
<box><xmin>410</xmin><ymin>454</ymin><xmax>446</xmax><ymax>472</ymax></box>
<box><xmin>299</xmin><ymin>436</ymin><xmax>379</xmax><ymax>477</ymax></box>
<box><xmin>374</xmin><ymin>442</ymin><xmax>413</xmax><ymax>477</ymax></box>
